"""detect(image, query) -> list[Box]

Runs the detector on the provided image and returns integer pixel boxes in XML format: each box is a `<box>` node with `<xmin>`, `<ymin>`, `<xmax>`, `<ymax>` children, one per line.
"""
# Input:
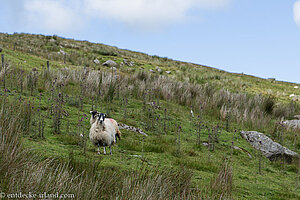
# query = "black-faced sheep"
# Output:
<box><xmin>89</xmin><ymin>113</ymin><xmax>121</xmax><ymax>155</ymax></box>
<box><xmin>90</xmin><ymin>111</ymin><xmax>121</xmax><ymax>141</ymax></box>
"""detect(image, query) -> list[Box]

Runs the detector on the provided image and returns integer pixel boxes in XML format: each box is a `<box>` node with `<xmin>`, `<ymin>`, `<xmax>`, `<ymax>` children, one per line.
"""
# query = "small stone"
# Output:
<box><xmin>165</xmin><ymin>71</ymin><xmax>171</xmax><ymax>74</ymax></box>
<box><xmin>94</xmin><ymin>59</ymin><xmax>100</xmax><ymax>64</ymax></box>
<box><xmin>156</xmin><ymin>66</ymin><xmax>162</xmax><ymax>72</ymax></box>
<box><xmin>129</xmin><ymin>61</ymin><xmax>134</xmax><ymax>66</ymax></box>
<box><xmin>59</xmin><ymin>49</ymin><xmax>66</xmax><ymax>55</ymax></box>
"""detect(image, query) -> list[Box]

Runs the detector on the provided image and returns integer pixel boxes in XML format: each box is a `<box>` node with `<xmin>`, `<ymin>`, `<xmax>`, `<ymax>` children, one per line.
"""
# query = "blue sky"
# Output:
<box><xmin>1</xmin><ymin>0</ymin><xmax>300</xmax><ymax>83</ymax></box>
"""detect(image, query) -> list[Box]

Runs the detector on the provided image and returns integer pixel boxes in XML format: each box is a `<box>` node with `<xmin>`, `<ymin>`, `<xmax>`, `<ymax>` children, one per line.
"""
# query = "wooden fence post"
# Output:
<box><xmin>47</xmin><ymin>60</ymin><xmax>50</xmax><ymax>71</ymax></box>
<box><xmin>1</xmin><ymin>54</ymin><xmax>4</xmax><ymax>70</ymax></box>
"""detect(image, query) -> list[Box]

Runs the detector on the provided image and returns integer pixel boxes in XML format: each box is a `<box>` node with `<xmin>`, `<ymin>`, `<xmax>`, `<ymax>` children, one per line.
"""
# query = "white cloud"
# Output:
<box><xmin>84</xmin><ymin>0</ymin><xmax>231</xmax><ymax>30</ymax></box>
<box><xmin>9</xmin><ymin>0</ymin><xmax>231</xmax><ymax>32</ymax></box>
<box><xmin>294</xmin><ymin>1</ymin><xmax>300</xmax><ymax>28</ymax></box>
<box><xmin>23</xmin><ymin>0</ymin><xmax>83</xmax><ymax>33</ymax></box>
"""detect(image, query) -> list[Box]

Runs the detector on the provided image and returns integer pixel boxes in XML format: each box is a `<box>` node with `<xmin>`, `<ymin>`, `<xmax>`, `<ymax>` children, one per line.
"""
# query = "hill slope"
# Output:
<box><xmin>0</xmin><ymin>33</ymin><xmax>299</xmax><ymax>199</ymax></box>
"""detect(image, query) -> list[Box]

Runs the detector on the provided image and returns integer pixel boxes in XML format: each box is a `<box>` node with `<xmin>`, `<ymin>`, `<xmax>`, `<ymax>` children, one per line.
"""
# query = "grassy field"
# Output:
<box><xmin>0</xmin><ymin>33</ymin><xmax>299</xmax><ymax>199</ymax></box>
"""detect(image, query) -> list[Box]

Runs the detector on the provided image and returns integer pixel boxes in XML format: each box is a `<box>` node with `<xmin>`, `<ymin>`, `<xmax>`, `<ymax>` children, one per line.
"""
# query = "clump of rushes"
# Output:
<box><xmin>52</xmin><ymin>91</ymin><xmax>63</xmax><ymax>134</ymax></box>
<box><xmin>208</xmin><ymin>128</ymin><xmax>214</xmax><ymax>151</ymax></box>
<box><xmin>38</xmin><ymin>93</ymin><xmax>45</xmax><ymax>138</ymax></box>
<box><xmin>196</xmin><ymin>115</ymin><xmax>202</xmax><ymax>147</ymax></box>
<box><xmin>210</xmin><ymin>158</ymin><xmax>233</xmax><ymax>199</ymax></box>
<box><xmin>175</xmin><ymin>126</ymin><xmax>182</xmax><ymax>156</ymax></box>
<box><xmin>27</xmin><ymin>68</ymin><xmax>38</xmax><ymax>96</ymax></box>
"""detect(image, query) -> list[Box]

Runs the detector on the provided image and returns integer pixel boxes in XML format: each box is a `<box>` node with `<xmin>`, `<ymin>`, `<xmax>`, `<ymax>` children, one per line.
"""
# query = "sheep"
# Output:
<box><xmin>89</xmin><ymin>113</ymin><xmax>121</xmax><ymax>155</ymax></box>
<box><xmin>90</xmin><ymin>110</ymin><xmax>121</xmax><ymax>141</ymax></box>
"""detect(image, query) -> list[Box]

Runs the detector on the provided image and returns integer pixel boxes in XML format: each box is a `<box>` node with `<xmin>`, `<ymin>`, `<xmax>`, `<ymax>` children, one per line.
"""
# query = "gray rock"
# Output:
<box><xmin>103</xmin><ymin>60</ymin><xmax>117</xmax><ymax>67</ymax></box>
<box><xmin>156</xmin><ymin>66</ymin><xmax>162</xmax><ymax>72</ymax></box>
<box><xmin>240</xmin><ymin>131</ymin><xmax>298</xmax><ymax>162</ymax></box>
<box><xmin>294</xmin><ymin>115</ymin><xmax>300</xmax><ymax>120</ymax></box>
<box><xmin>94</xmin><ymin>59</ymin><xmax>100</xmax><ymax>64</ymax></box>
<box><xmin>123</xmin><ymin>59</ymin><xmax>129</xmax><ymax>65</ymax></box>
<box><xmin>165</xmin><ymin>71</ymin><xmax>171</xmax><ymax>74</ymax></box>
<box><xmin>202</xmin><ymin>142</ymin><xmax>209</xmax><ymax>147</ymax></box>
<box><xmin>59</xmin><ymin>49</ymin><xmax>66</xmax><ymax>55</ymax></box>
<box><xmin>118</xmin><ymin>123</ymin><xmax>148</xmax><ymax>136</ymax></box>
<box><xmin>123</xmin><ymin>59</ymin><xmax>134</xmax><ymax>67</ymax></box>
<box><xmin>282</xmin><ymin>120</ymin><xmax>300</xmax><ymax>129</ymax></box>
<box><xmin>149</xmin><ymin>69</ymin><xmax>155</xmax><ymax>73</ymax></box>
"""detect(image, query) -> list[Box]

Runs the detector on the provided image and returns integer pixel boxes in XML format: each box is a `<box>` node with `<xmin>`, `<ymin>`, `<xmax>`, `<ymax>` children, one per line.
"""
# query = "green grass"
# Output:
<box><xmin>0</xmin><ymin>32</ymin><xmax>299</xmax><ymax>199</ymax></box>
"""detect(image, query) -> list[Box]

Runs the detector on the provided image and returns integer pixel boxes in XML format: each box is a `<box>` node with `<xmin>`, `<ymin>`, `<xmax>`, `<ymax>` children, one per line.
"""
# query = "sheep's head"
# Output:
<box><xmin>90</xmin><ymin>111</ymin><xmax>98</xmax><ymax>119</ymax></box>
<box><xmin>97</xmin><ymin>113</ymin><xmax>106</xmax><ymax>124</ymax></box>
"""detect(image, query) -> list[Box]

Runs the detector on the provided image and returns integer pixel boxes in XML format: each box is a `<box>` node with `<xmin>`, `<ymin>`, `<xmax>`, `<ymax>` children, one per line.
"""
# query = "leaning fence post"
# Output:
<box><xmin>1</xmin><ymin>54</ymin><xmax>4</xmax><ymax>70</ymax></box>
<box><xmin>47</xmin><ymin>60</ymin><xmax>50</xmax><ymax>71</ymax></box>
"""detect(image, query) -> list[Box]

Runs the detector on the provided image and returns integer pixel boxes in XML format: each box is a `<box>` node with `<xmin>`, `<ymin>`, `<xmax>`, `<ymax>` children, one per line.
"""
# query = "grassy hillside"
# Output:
<box><xmin>0</xmin><ymin>33</ymin><xmax>299</xmax><ymax>199</ymax></box>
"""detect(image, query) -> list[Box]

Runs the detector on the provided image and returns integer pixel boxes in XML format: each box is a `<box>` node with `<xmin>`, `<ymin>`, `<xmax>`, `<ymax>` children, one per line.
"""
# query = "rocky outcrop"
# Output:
<box><xmin>118</xmin><ymin>123</ymin><xmax>148</xmax><ymax>136</ymax></box>
<box><xmin>240</xmin><ymin>131</ymin><xmax>298</xmax><ymax>162</ymax></box>
<box><xmin>103</xmin><ymin>60</ymin><xmax>117</xmax><ymax>67</ymax></box>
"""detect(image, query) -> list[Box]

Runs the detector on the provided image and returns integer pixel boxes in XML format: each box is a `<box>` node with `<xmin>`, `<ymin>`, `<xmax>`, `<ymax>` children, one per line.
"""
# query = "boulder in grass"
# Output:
<box><xmin>281</xmin><ymin>120</ymin><xmax>300</xmax><ymax>129</ymax></box>
<box><xmin>102</xmin><ymin>60</ymin><xmax>117</xmax><ymax>67</ymax></box>
<box><xmin>240</xmin><ymin>131</ymin><xmax>298</xmax><ymax>163</ymax></box>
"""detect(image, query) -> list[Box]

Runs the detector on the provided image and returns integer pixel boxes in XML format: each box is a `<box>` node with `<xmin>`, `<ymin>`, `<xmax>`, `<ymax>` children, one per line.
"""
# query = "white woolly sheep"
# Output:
<box><xmin>89</xmin><ymin>111</ymin><xmax>121</xmax><ymax>141</ymax></box>
<box><xmin>89</xmin><ymin>113</ymin><xmax>121</xmax><ymax>155</ymax></box>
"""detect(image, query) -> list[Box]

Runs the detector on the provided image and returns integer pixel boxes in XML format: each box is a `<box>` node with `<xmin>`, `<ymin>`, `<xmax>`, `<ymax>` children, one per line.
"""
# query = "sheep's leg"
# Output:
<box><xmin>109</xmin><ymin>146</ymin><xmax>112</xmax><ymax>155</ymax></box>
<box><xmin>97</xmin><ymin>143</ymin><xmax>100</xmax><ymax>155</ymax></box>
<box><xmin>103</xmin><ymin>144</ymin><xmax>106</xmax><ymax>155</ymax></box>
<box><xmin>113</xmin><ymin>133</ymin><xmax>116</xmax><ymax>144</ymax></box>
